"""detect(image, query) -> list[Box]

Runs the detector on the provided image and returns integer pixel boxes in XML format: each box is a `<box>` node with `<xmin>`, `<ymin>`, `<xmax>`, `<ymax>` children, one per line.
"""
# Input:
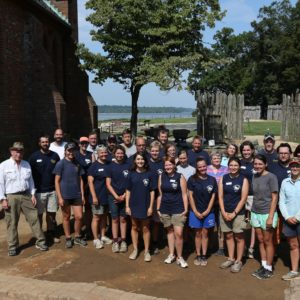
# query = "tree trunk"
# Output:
<box><xmin>130</xmin><ymin>84</ymin><xmax>142</xmax><ymax>136</ymax></box>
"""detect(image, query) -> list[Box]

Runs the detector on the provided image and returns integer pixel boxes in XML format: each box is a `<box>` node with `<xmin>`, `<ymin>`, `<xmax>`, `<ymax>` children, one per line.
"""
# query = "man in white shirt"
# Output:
<box><xmin>120</xmin><ymin>128</ymin><xmax>136</xmax><ymax>158</ymax></box>
<box><xmin>49</xmin><ymin>128</ymin><xmax>67</xmax><ymax>159</ymax></box>
<box><xmin>0</xmin><ymin>142</ymin><xmax>48</xmax><ymax>256</ymax></box>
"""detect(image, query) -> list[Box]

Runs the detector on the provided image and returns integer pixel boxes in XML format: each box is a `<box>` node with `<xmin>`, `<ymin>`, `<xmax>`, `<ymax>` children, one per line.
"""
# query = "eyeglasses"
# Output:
<box><xmin>80</xmin><ymin>142</ymin><xmax>88</xmax><ymax>145</ymax></box>
<box><xmin>278</xmin><ymin>153</ymin><xmax>290</xmax><ymax>155</ymax></box>
<box><xmin>137</xmin><ymin>144</ymin><xmax>146</xmax><ymax>147</ymax></box>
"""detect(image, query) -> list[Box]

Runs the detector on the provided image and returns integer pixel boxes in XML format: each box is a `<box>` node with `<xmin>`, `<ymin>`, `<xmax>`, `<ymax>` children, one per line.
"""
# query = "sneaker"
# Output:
<box><xmin>231</xmin><ymin>261</ymin><xmax>242</xmax><ymax>273</ymax></box>
<box><xmin>129</xmin><ymin>249</ymin><xmax>138</xmax><ymax>260</ymax></box>
<box><xmin>214</xmin><ymin>248</ymin><xmax>225</xmax><ymax>256</ymax></box>
<box><xmin>256</xmin><ymin>268</ymin><xmax>274</xmax><ymax>280</ymax></box>
<box><xmin>47</xmin><ymin>231</ymin><xmax>60</xmax><ymax>244</ymax></box>
<box><xmin>65</xmin><ymin>238</ymin><xmax>73</xmax><ymax>249</ymax></box>
<box><xmin>220</xmin><ymin>258</ymin><xmax>235</xmax><ymax>269</ymax></box>
<box><xmin>252</xmin><ymin>266</ymin><xmax>265</xmax><ymax>278</ymax></box>
<box><xmin>119</xmin><ymin>241</ymin><xmax>127</xmax><ymax>253</ymax></box>
<box><xmin>194</xmin><ymin>256</ymin><xmax>202</xmax><ymax>266</ymax></box>
<box><xmin>74</xmin><ymin>236</ymin><xmax>88</xmax><ymax>247</ymax></box>
<box><xmin>112</xmin><ymin>242</ymin><xmax>120</xmax><ymax>253</ymax></box>
<box><xmin>200</xmin><ymin>256</ymin><xmax>208</xmax><ymax>267</ymax></box>
<box><xmin>93</xmin><ymin>239</ymin><xmax>104</xmax><ymax>249</ymax></box>
<box><xmin>282</xmin><ymin>271</ymin><xmax>300</xmax><ymax>281</ymax></box>
<box><xmin>8</xmin><ymin>249</ymin><xmax>17</xmax><ymax>256</ymax></box>
<box><xmin>36</xmin><ymin>243</ymin><xmax>49</xmax><ymax>251</ymax></box>
<box><xmin>248</xmin><ymin>247</ymin><xmax>254</xmax><ymax>259</ymax></box>
<box><xmin>164</xmin><ymin>254</ymin><xmax>176</xmax><ymax>264</ymax></box>
<box><xmin>153</xmin><ymin>246</ymin><xmax>160</xmax><ymax>255</ymax></box>
<box><xmin>101</xmin><ymin>236</ymin><xmax>112</xmax><ymax>245</ymax></box>
<box><xmin>176</xmin><ymin>257</ymin><xmax>188</xmax><ymax>268</ymax></box>
<box><xmin>144</xmin><ymin>251</ymin><xmax>152</xmax><ymax>262</ymax></box>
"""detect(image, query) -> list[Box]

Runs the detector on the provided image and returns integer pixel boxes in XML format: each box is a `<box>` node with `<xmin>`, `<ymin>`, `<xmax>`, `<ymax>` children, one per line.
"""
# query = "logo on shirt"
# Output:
<box><xmin>36</xmin><ymin>159</ymin><xmax>42</xmax><ymax>163</ymax></box>
<box><xmin>207</xmin><ymin>185</ymin><xmax>213</xmax><ymax>193</ymax></box>
<box><xmin>143</xmin><ymin>178</ymin><xmax>149</xmax><ymax>187</ymax></box>
<box><xmin>233</xmin><ymin>185</ymin><xmax>241</xmax><ymax>192</ymax></box>
<box><xmin>123</xmin><ymin>170</ymin><xmax>129</xmax><ymax>178</ymax></box>
<box><xmin>157</xmin><ymin>169</ymin><xmax>163</xmax><ymax>175</ymax></box>
<box><xmin>85</xmin><ymin>159</ymin><xmax>91</xmax><ymax>164</ymax></box>
<box><xmin>251</xmin><ymin>168</ymin><xmax>257</xmax><ymax>175</ymax></box>
<box><xmin>51</xmin><ymin>159</ymin><xmax>57</xmax><ymax>164</ymax></box>
<box><xmin>98</xmin><ymin>168</ymin><xmax>104</xmax><ymax>172</ymax></box>
<box><xmin>170</xmin><ymin>180</ymin><xmax>178</xmax><ymax>190</ymax></box>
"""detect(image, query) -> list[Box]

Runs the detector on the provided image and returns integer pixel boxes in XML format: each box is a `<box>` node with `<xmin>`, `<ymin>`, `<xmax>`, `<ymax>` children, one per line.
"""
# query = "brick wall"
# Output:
<box><xmin>0</xmin><ymin>0</ymin><xmax>97</xmax><ymax>160</ymax></box>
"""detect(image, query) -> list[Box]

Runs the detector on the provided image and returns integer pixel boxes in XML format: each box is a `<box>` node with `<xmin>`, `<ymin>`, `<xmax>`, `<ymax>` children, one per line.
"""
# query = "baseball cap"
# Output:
<box><xmin>107</xmin><ymin>134</ymin><xmax>117</xmax><ymax>142</ymax></box>
<box><xmin>289</xmin><ymin>158</ymin><xmax>300</xmax><ymax>166</ymax></box>
<box><xmin>264</xmin><ymin>133</ymin><xmax>275</xmax><ymax>141</ymax></box>
<box><xmin>64</xmin><ymin>142</ymin><xmax>76</xmax><ymax>151</ymax></box>
<box><xmin>79</xmin><ymin>137</ymin><xmax>89</xmax><ymax>143</ymax></box>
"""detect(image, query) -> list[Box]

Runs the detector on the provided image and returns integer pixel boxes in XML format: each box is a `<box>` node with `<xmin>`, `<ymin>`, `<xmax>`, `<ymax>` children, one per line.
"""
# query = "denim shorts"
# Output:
<box><xmin>108</xmin><ymin>195</ymin><xmax>126</xmax><ymax>218</ymax></box>
<box><xmin>189</xmin><ymin>211</ymin><xmax>215</xmax><ymax>229</ymax></box>
<box><xmin>282</xmin><ymin>221</ymin><xmax>300</xmax><ymax>237</ymax></box>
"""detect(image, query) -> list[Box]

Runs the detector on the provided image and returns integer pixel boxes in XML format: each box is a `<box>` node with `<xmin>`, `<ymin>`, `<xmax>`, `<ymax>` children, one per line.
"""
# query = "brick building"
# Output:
<box><xmin>0</xmin><ymin>0</ymin><xmax>97</xmax><ymax>160</ymax></box>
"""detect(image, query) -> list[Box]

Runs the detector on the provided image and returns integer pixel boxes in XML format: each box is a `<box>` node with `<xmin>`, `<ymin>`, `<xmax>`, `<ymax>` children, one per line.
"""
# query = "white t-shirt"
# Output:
<box><xmin>177</xmin><ymin>165</ymin><xmax>196</xmax><ymax>181</ymax></box>
<box><xmin>49</xmin><ymin>142</ymin><xmax>67</xmax><ymax>159</ymax></box>
<box><xmin>120</xmin><ymin>143</ymin><xmax>137</xmax><ymax>158</ymax></box>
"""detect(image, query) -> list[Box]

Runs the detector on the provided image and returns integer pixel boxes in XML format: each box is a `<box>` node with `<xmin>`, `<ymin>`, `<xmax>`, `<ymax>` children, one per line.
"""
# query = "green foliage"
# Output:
<box><xmin>189</xmin><ymin>0</ymin><xmax>300</xmax><ymax>114</ymax></box>
<box><xmin>77</xmin><ymin>0</ymin><xmax>223</xmax><ymax>133</ymax></box>
<box><xmin>244</xmin><ymin>121</ymin><xmax>281</xmax><ymax>136</ymax></box>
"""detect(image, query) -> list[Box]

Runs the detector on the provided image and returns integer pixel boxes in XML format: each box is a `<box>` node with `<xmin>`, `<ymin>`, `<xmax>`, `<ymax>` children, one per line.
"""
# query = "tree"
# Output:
<box><xmin>77</xmin><ymin>0</ymin><xmax>223</xmax><ymax>135</ymax></box>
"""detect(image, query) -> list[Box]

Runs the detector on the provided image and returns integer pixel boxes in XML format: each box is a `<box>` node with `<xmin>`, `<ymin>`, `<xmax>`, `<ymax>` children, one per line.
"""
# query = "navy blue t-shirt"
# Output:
<box><xmin>258</xmin><ymin>149</ymin><xmax>278</xmax><ymax>169</ymax></box>
<box><xmin>268</xmin><ymin>162</ymin><xmax>291</xmax><ymax>189</ymax></box>
<box><xmin>29</xmin><ymin>150</ymin><xmax>60</xmax><ymax>193</ymax></box>
<box><xmin>53</xmin><ymin>159</ymin><xmax>84</xmax><ymax>199</ymax></box>
<box><xmin>74</xmin><ymin>151</ymin><xmax>93</xmax><ymax>184</ymax></box>
<box><xmin>126</xmin><ymin>170</ymin><xmax>155</xmax><ymax>219</ymax></box>
<box><xmin>240</xmin><ymin>159</ymin><xmax>254</xmax><ymax>195</ymax></box>
<box><xmin>187</xmin><ymin>149</ymin><xmax>211</xmax><ymax>167</ymax></box>
<box><xmin>160</xmin><ymin>172</ymin><xmax>184</xmax><ymax>214</ymax></box>
<box><xmin>187</xmin><ymin>175</ymin><xmax>217</xmax><ymax>213</ymax></box>
<box><xmin>222</xmin><ymin>173</ymin><xmax>245</xmax><ymax>214</ymax></box>
<box><xmin>87</xmin><ymin>160</ymin><xmax>109</xmax><ymax>205</ymax></box>
<box><xmin>106</xmin><ymin>161</ymin><xmax>130</xmax><ymax>195</ymax></box>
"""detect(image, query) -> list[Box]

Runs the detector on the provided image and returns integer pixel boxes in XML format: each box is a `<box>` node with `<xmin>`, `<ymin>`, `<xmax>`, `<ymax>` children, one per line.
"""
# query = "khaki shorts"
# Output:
<box><xmin>160</xmin><ymin>213</ymin><xmax>186</xmax><ymax>228</ymax></box>
<box><xmin>220</xmin><ymin>213</ymin><xmax>246</xmax><ymax>234</ymax></box>
<box><xmin>36</xmin><ymin>191</ymin><xmax>58</xmax><ymax>214</ymax></box>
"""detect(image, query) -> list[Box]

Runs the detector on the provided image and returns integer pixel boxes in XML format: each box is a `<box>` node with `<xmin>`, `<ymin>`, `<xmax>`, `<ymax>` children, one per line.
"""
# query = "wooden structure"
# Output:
<box><xmin>195</xmin><ymin>91</ymin><xmax>244</xmax><ymax>143</ymax></box>
<box><xmin>281</xmin><ymin>91</ymin><xmax>300</xmax><ymax>141</ymax></box>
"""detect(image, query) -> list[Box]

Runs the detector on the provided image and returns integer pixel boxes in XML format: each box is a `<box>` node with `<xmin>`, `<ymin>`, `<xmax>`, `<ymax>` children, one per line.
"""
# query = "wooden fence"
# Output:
<box><xmin>195</xmin><ymin>91</ymin><xmax>244</xmax><ymax>142</ymax></box>
<box><xmin>243</xmin><ymin>105</ymin><xmax>282</xmax><ymax>120</ymax></box>
<box><xmin>281</xmin><ymin>92</ymin><xmax>300</xmax><ymax>141</ymax></box>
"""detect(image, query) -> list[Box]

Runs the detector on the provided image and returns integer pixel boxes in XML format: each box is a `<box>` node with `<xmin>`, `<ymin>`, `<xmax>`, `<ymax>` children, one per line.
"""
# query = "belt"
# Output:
<box><xmin>7</xmin><ymin>190</ymin><xmax>29</xmax><ymax>195</ymax></box>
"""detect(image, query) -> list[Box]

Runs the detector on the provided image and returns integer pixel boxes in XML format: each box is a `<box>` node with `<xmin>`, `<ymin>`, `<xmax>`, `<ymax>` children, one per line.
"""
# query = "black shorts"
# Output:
<box><xmin>64</xmin><ymin>198</ymin><xmax>83</xmax><ymax>206</ymax></box>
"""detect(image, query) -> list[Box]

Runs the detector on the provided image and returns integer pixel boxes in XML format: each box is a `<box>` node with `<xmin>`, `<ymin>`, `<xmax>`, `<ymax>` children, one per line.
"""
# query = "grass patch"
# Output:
<box><xmin>243</xmin><ymin>120</ymin><xmax>281</xmax><ymax>136</ymax></box>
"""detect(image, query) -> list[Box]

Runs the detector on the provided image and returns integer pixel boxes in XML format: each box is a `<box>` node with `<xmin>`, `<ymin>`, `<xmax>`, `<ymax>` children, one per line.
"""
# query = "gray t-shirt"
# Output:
<box><xmin>252</xmin><ymin>172</ymin><xmax>278</xmax><ymax>214</ymax></box>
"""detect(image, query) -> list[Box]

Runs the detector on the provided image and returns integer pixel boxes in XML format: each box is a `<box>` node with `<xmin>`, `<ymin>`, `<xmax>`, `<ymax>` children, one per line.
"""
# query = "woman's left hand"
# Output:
<box><xmin>266</xmin><ymin>216</ymin><xmax>273</xmax><ymax>230</ymax></box>
<box><xmin>181</xmin><ymin>210</ymin><xmax>188</xmax><ymax>217</ymax></box>
<box><xmin>147</xmin><ymin>207</ymin><xmax>153</xmax><ymax>216</ymax></box>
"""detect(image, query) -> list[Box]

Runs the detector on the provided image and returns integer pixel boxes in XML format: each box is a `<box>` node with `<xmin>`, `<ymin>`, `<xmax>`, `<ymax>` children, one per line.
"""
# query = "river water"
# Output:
<box><xmin>98</xmin><ymin>112</ymin><xmax>193</xmax><ymax>120</ymax></box>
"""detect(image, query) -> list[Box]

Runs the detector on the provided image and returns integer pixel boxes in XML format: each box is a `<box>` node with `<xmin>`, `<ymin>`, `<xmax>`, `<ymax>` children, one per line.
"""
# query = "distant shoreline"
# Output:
<box><xmin>98</xmin><ymin>105</ymin><xmax>194</xmax><ymax>114</ymax></box>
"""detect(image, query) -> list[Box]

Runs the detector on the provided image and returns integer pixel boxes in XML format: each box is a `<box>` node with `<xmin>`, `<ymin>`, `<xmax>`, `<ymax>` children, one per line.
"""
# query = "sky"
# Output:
<box><xmin>77</xmin><ymin>0</ymin><xmax>297</xmax><ymax>109</ymax></box>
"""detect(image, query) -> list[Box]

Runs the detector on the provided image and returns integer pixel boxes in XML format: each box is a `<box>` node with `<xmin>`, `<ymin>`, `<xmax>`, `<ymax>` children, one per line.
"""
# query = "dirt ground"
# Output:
<box><xmin>0</xmin><ymin>211</ymin><xmax>291</xmax><ymax>300</ymax></box>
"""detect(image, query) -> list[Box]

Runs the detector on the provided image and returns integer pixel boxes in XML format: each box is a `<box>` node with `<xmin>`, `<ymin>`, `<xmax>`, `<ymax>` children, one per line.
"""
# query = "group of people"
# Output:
<box><xmin>0</xmin><ymin>128</ymin><xmax>300</xmax><ymax>281</ymax></box>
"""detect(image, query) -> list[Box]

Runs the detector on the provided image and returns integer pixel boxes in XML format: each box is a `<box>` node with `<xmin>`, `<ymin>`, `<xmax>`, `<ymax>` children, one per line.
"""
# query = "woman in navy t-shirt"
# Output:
<box><xmin>188</xmin><ymin>158</ymin><xmax>217</xmax><ymax>266</ymax></box>
<box><xmin>148</xmin><ymin>141</ymin><xmax>164</xmax><ymax>254</ymax></box>
<box><xmin>53</xmin><ymin>143</ymin><xmax>86</xmax><ymax>248</ymax></box>
<box><xmin>218</xmin><ymin>157</ymin><xmax>249</xmax><ymax>273</ymax></box>
<box><xmin>240</xmin><ymin>140</ymin><xmax>256</xmax><ymax>259</ymax></box>
<box><xmin>106</xmin><ymin>145</ymin><xmax>130</xmax><ymax>253</ymax></box>
<box><xmin>157</xmin><ymin>157</ymin><xmax>189</xmax><ymax>268</ymax></box>
<box><xmin>88</xmin><ymin>146</ymin><xmax>111</xmax><ymax>250</ymax></box>
<box><xmin>125</xmin><ymin>153</ymin><xmax>155</xmax><ymax>262</ymax></box>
